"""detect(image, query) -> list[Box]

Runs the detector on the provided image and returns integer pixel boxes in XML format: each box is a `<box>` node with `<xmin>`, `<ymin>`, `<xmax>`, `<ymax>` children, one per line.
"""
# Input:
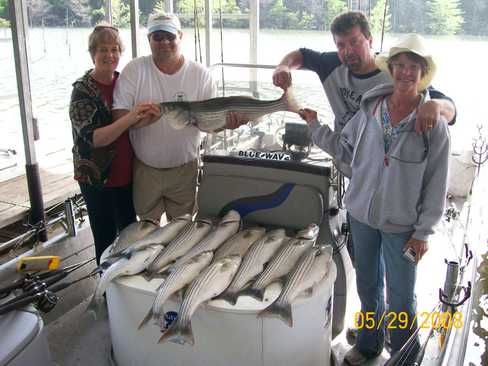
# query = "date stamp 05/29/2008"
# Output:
<box><xmin>353</xmin><ymin>311</ymin><xmax>464</xmax><ymax>330</ymax></box>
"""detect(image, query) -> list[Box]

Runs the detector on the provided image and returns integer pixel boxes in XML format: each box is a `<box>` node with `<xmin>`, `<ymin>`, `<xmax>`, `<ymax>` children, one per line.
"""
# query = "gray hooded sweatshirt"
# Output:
<box><xmin>309</xmin><ymin>83</ymin><xmax>450</xmax><ymax>241</ymax></box>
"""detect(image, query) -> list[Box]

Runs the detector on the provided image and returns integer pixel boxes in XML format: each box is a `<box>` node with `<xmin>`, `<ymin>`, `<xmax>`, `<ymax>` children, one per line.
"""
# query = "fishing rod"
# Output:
<box><xmin>0</xmin><ymin>270</ymin><xmax>99</xmax><ymax>316</ymax></box>
<box><xmin>0</xmin><ymin>257</ymin><xmax>95</xmax><ymax>299</ymax></box>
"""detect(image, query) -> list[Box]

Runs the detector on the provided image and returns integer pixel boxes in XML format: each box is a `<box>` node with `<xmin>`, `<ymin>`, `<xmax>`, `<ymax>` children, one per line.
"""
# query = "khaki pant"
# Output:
<box><xmin>133</xmin><ymin>157</ymin><xmax>198</xmax><ymax>222</ymax></box>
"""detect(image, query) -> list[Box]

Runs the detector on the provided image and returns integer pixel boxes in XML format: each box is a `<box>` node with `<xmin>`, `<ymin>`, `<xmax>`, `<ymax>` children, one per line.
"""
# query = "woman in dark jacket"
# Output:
<box><xmin>69</xmin><ymin>24</ymin><xmax>159</xmax><ymax>263</ymax></box>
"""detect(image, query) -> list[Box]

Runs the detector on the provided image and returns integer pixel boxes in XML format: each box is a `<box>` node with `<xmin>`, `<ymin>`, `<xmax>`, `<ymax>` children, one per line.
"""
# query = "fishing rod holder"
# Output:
<box><xmin>439</xmin><ymin>281</ymin><xmax>471</xmax><ymax>308</ymax></box>
<box><xmin>63</xmin><ymin>198</ymin><xmax>77</xmax><ymax>237</ymax></box>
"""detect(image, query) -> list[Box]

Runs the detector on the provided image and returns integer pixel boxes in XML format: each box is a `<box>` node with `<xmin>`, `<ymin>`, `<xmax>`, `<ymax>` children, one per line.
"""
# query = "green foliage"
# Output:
<box><xmin>0</xmin><ymin>17</ymin><xmax>9</xmax><ymax>28</ymax></box>
<box><xmin>175</xmin><ymin>0</ymin><xmax>243</xmax><ymax>28</ymax></box>
<box><xmin>325</xmin><ymin>0</ymin><xmax>347</xmax><ymax>29</ymax></box>
<box><xmin>91</xmin><ymin>7</ymin><xmax>105</xmax><ymax>25</ymax></box>
<box><xmin>370</xmin><ymin>0</ymin><xmax>391</xmax><ymax>35</ymax></box>
<box><xmin>0</xmin><ymin>0</ymin><xmax>7</xmax><ymax>19</ymax></box>
<box><xmin>154</xmin><ymin>1</ymin><xmax>166</xmax><ymax>13</ymax></box>
<box><xmin>112</xmin><ymin>0</ymin><xmax>131</xmax><ymax>28</ymax></box>
<box><xmin>426</xmin><ymin>0</ymin><xmax>464</xmax><ymax>35</ymax></box>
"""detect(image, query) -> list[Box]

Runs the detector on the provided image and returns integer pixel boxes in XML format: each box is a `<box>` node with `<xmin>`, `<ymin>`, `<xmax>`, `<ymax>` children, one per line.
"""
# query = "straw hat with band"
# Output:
<box><xmin>375</xmin><ymin>34</ymin><xmax>437</xmax><ymax>92</ymax></box>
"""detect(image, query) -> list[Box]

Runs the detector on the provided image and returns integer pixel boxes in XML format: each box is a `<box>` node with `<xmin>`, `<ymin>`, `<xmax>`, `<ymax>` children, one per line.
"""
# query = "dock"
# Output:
<box><xmin>0</xmin><ymin>150</ymin><xmax>78</xmax><ymax>230</ymax></box>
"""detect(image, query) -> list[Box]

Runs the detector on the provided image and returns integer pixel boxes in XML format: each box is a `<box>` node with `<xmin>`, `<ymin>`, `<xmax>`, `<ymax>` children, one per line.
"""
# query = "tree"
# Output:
<box><xmin>370</xmin><ymin>0</ymin><xmax>391</xmax><ymax>36</ymax></box>
<box><xmin>325</xmin><ymin>0</ymin><xmax>347</xmax><ymax>29</ymax></box>
<box><xmin>461</xmin><ymin>0</ymin><xmax>488</xmax><ymax>35</ymax></box>
<box><xmin>112</xmin><ymin>0</ymin><xmax>130</xmax><ymax>28</ymax></box>
<box><xmin>426</xmin><ymin>0</ymin><xmax>463</xmax><ymax>35</ymax></box>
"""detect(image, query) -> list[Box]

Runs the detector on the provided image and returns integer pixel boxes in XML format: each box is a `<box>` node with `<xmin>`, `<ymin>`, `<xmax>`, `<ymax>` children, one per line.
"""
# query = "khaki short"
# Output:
<box><xmin>133</xmin><ymin>157</ymin><xmax>198</xmax><ymax>222</ymax></box>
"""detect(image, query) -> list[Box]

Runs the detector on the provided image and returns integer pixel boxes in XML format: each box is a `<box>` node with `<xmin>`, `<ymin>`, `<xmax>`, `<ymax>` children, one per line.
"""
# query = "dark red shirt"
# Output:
<box><xmin>96</xmin><ymin>76</ymin><xmax>134</xmax><ymax>187</ymax></box>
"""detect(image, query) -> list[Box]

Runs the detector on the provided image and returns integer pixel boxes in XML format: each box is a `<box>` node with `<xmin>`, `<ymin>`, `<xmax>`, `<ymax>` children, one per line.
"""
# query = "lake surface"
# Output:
<box><xmin>0</xmin><ymin>27</ymin><xmax>487</xmax><ymax>170</ymax></box>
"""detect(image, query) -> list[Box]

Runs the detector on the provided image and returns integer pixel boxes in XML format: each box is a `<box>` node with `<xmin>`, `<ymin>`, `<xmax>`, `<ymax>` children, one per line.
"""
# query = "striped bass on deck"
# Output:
<box><xmin>169</xmin><ymin>210</ymin><xmax>241</xmax><ymax>270</ymax></box>
<box><xmin>257</xmin><ymin>246</ymin><xmax>333</xmax><ymax>327</ymax></box>
<box><xmin>159</xmin><ymin>255</ymin><xmax>242</xmax><ymax>346</ymax></box>
<box><xmin>160</xmin><ymin>89</ymin><xmax>300</xmax><ymax>133</ymax></box>
<box><xmin>144</xmin><ymin>219</ymin><xmax>213</xmax><ymax>279</ymax></box>
<box><xmin>110</xmin><ymin>220</ymin><xmax>159</xmax><ymax>255</ymax></box>
<box><xmin>106</xmin><ymin>214</ymin><xmax>192</xmax><ymax>260</ymax></box>
<box><xmin>240</xmin><ymin>223</ymin><xmax>319</xmax><ymax>301</ymax></box>
<box><xmin>86</xmin><ymin>246</ymin><xmax>160</xmax><ymax>320</ymax></box>
<box><xmin>218</xmin><ymin>228</ymin><xmax>287</xmax><ymax>305</ymax></box>
<box><xmin>138</xmin><ymin>251</ymin><xmax>214</xmax><ymax>330</ymax></box>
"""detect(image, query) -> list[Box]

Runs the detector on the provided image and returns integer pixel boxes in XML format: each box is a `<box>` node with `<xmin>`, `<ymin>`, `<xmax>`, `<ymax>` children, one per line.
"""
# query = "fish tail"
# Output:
<box><xmin>142</xmin><ymin>270</ymin><xmax>157</xmax><ymax>282</ymax></box>
<box><xmin>284</xmin><ymin>88</ymin><xmax>301</xmax><ymax>113</ymax></box>
<box><xmin>239</xmin><ymin>286</ymin><xmax>265</xmax><ymax>301</ymax></box>
<box><xmin>218</xmin><ymin>289</ymin><xmax>239</xmax><ymax>306</ymax></box>
<box><xmin>257</xmin><ymin>301</ymin><xmax>293</xmax><ymax>327</ymax></box>
<box><xmin>137</xmin><ymin>307</ymin><xmax>154</xmax><ymax>330</ymax></box>
<box><xmin>85</xmin><ymin>294</ymin><xmax>106</xmax><ymax>321</ymax></box>
<box><xmin>158</xmin><ymin>320</ymin><xmax>195</xmax><ymax>346</ymax></box>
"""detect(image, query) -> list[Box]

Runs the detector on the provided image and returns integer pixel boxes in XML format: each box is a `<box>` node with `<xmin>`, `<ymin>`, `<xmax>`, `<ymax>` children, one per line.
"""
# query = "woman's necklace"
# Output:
<box><xmin>387</xmin><ymin>94</ymin><xmax>421</xmax><ymax>125</ymax></box>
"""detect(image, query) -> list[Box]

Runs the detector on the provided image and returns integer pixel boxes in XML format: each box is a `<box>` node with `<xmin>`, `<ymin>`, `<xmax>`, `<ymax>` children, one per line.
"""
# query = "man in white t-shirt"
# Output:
<box><xmin>113</xmin><ymin>12</ymin><xmax>217</xmax><ymax>222</ymax></box>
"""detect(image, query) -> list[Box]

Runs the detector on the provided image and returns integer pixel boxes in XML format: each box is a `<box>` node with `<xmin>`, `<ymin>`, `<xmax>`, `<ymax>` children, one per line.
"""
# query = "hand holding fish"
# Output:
<box><xmin>131</xmin><ymin>102</ymin><xmax>161</xmax><ymax>129</ymax></box>
<box><xmin>160</xmin><ymin>90</ymin><xmax>300</xmax><ymax>133</ymax></box>
<box><xmin>298</xmin><ymin>108</ymin><xmax>317</xmax><ymax>124</ymax></box>
<box><xmin>272</xmin><ymin>65</ymin><xmax>293</xmax><ymax>90</ymax></box>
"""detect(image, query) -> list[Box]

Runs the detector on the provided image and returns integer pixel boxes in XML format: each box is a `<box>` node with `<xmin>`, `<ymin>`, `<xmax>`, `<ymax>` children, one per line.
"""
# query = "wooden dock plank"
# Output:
<box><xmin>0</xmin><ymin>158</ymin><xmax>79</xmax><ymax>228</ymax></box>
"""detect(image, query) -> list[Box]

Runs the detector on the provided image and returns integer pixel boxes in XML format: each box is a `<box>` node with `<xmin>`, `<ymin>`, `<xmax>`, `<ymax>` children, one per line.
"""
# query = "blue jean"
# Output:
<box><xmin>349</xmin><ymin>215</ymin><xmax>420</xmax><ymax>363</ymax></box>
<box><xmin>79</xmin><ymin>182</ymin><xmax>136</xmax><ymax>264</ymax></box>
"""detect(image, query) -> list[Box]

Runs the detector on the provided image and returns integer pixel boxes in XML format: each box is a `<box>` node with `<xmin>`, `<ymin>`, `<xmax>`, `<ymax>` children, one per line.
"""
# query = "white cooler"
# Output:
<box><xmin>107</xmin><ymin>262</ymin><xmax>336</xmax><ymax>366</ymax></box>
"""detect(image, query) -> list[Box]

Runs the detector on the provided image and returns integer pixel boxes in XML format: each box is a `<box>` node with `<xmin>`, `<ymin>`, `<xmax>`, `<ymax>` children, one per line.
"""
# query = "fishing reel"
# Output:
<box><xmin>282</xmin><ymin>123</ymin><xmax>312</xmax><ymax>161</ymax></box>
<box><xmin>37</xmin><ymin>290</ymin><xmax>58</xmax><ymax>313</ymax></box>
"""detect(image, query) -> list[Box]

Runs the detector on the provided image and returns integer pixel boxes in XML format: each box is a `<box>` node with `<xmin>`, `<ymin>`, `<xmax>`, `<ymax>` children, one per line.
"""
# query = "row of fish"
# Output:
<box><xmin>86</xmin><ymin>210</ymin><xmax>334</xmax><ymax>346</ymax></box>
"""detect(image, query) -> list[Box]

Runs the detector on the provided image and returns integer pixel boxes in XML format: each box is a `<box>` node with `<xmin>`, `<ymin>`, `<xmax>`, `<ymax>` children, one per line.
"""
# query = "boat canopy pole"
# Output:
<box><xmin>165</xmin><ymin>0</ymin><xmax>174</xmax><ymax>13</ymax></box>
<box><xmin>205</xmin><ymin>0</ymin><xmax>213</xmax><ymax>67</ymax></box>
<box><xmin>249</xmin><ymin>0</ymin><xmax>259</xmax><ymax>97</ymax></box>
<box><xmin>129</xmin><ymin>0</ymin><xmax>139</xmax><ymax>58</ymax></box>
<box><xmin>9</xmin><ymin>0</ymin><xmax>47</xmax><ymax>242</ymax></box>
<box><xmin>105</xmin><ymin>0</ymin><xmax>112</xmax><ymax>23</ymax></box>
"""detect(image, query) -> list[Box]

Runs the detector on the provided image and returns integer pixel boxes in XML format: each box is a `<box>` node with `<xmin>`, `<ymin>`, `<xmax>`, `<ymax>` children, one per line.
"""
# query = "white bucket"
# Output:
<box><xmin>448</xmin><ymin>150</ymin><xmax>477</xmax><ymax>198</ymax></box>
<box><xmin>107</xmin><ymin>263</ymin><xmax>336</xmax><ymax>366</ymax></box>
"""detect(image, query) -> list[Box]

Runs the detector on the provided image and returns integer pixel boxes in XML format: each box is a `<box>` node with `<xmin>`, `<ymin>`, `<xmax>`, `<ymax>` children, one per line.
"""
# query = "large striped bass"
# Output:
<box><xmin>219</xmin><ymin>228</ymin><xmax>287</xmax><ymax>306</ymax></box>
<box><xmin>161</xmin><ymin>89</ymin><xmax>300</xmax><ymax>133</ymax></box>
<box><xmin>86</xmin><ymin>246</ymin><xmax>160</xmax><ymax>320</ymax></box>
<box><xmin>169</xmin><ymin>210</ymin><xmax>241</xmax><ymax>270</ymax></box>
<box><xmin>257</xmin><ymin>246</ymin><xmax>333</xmax><ymax>327</ymax></box>
<box><xmin>107</xmin><ymin>214</ymin><xmax>192</xmax><ymax>260</ymax></box>
<box><xmin>241</xmin><ymin>223</ymin><xmax>319</xmax><ymax>301</ymax></box>
<box><xmin>110</xmin><ymin>220</ymin><xmax>159</xmax><ymax>255</ymax></box>
<box><xmin>138</xmin><ymin>251</ymin><xmax>214</xmax><ymax>330</ymax></box>
<box><xmin>213</xmin><ymin>227</ymin><xmax>266</xmax><ymax>261</ymax></box>
<box><xmin>144</xmin><ymin>219</ymin><xmax>213</xmax><ymax>279</ymax></box>
<box><xmin>159</xmin><ymin>255</ymin><xmax>242</xmax><ymax>345</ymax></box>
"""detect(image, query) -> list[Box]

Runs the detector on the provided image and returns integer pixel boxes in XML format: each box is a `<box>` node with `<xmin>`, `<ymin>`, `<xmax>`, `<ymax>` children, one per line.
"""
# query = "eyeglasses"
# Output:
<box><xmin>389</xmin><ymin>130</ymin><xmax>430</xmax><ymax>164</ymax></box>
<box><xmin>93</xmin><ymin>24</ymin><xmax>119</xmax><ymax>33</ymax></box>
<box><xmin>151</xmin><ymin>31</ymin><xmax>176</xmax><ymax>42</ymax></box>
<box><xmin>390</xmin><ymin>62</ymin><xmax>421</xmax><ymax>73</ymax></box>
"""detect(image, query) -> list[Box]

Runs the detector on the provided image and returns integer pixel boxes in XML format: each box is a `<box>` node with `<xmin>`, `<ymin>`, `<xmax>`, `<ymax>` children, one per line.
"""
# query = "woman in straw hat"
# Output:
<box><xmin>69</xmin><ymin>24</ymin><xmax>160</xmax><ymax>264</ymax></box>
<box><xmin>300</xmin><ymin>34</ymin><xmax>450</xmax><ymax>365</ymax></box>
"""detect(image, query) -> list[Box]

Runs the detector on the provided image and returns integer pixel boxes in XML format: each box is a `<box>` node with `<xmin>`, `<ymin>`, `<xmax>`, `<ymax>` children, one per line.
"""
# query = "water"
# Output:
<box><xmin>0</xmin><ymin>27</ymin><xmax>486</xmax><ymax>171</ymax></box>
